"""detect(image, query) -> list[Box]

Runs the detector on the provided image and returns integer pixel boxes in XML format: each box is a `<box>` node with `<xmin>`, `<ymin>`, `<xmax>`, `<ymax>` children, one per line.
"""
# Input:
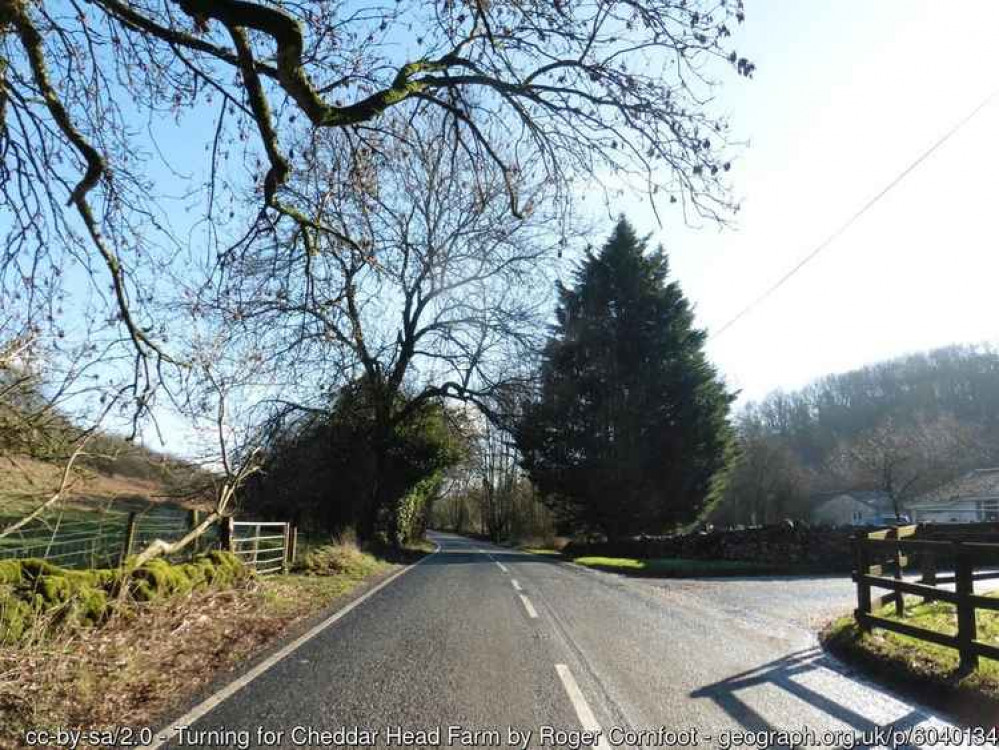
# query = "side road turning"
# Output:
<box><xmin>146</xmin><ymin>532</ymin><xmax>993</xmax><ymax>749</ymax></box>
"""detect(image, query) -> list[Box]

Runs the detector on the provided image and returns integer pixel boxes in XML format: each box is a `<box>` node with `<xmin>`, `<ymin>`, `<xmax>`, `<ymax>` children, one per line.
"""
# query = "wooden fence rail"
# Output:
<box><xmin>853</xmin><ymin>524</ymin><xmax>999</xmax><ymax>672</ymax></box>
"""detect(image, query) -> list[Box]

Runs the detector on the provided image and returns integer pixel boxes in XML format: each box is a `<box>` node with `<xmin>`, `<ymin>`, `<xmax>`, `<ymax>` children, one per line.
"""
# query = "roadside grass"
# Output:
<box><xmin>519</xmin><ymin>546</ymin><xmax>783</xmax><ymax>577</ymax></box>
<box><xmin>521</xmin><ymin>547</ymin><xmax>562</xmax><ymax>557</ymax></box>
<box><xmin>258</xmin><ymin>552</ymin><xmax>391</xmax><ymax>619</ymax></box>
<box><xmin>570</xmin><ymin>555</ymin><xmax>777</xmax><ymax>577</ymax></box>
<box><xmin>822</xmin><ymin>594</ymin><xmax>999</xmax><ymax>723</ymax></box>
<box><xmin>517</xmin><ymin>539</ymin><xmax>793</xmax><ymax>578</ymax></box>
<box><xmin>405</xmin><ymin>537</ymin><xmax>437</xmax><ymax>554</ymax></box>
<box><xmin>0</xmin><ymin>540</ymin><xmax>408</xmax><ymax>750</ymax></box>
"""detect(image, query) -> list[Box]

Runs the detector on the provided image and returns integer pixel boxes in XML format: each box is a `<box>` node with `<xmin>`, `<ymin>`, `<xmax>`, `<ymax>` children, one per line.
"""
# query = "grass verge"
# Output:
<box><xmin>521</xmin><ymin>547</ymin><xmax>562</xmax><ymax>557</ymax></box>
<box><xmin>0</xmin><ymin>539</ymin><xmax>419</xmax><ymax>749</ymax></box>
<box><xmin>570</xmin><ymin>555</ymin><xmax>780</xmax><ymax>577</ymax></box>
<box><xmin>519</xmin><ymin>547</ymin><xmax>788</xmax><ymax>577</ymax></box>
<box><xmin>821</xmin><ymin>596</ymin><xmax>999</xmax><ymax>726</ymax></box>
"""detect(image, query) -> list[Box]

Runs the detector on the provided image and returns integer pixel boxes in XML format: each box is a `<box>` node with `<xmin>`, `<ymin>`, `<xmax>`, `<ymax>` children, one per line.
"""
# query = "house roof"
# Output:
<box><xmin>911</xmin><ymin>468</ymin><xmax>999</xmax><ymax>507</ymax></box>
<box><xmin>813</xmin><ymin>490</ymin><xmax>892</xmax><ymax>513</ymax></box>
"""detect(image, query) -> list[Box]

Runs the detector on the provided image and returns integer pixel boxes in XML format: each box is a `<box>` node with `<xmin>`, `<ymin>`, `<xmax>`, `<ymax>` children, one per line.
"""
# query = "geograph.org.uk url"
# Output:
<box><xmin>708</xmin><ymin>726</ymin><xmax>999</xmax><ymax>749</ymax></box>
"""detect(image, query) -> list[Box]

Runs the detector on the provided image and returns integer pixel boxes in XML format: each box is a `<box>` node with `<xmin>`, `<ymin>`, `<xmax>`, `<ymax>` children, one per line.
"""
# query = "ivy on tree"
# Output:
<box><xmin>517</xmin><ymin>218</ymin><xmax>734</xmax><ymax>539</ymax></box>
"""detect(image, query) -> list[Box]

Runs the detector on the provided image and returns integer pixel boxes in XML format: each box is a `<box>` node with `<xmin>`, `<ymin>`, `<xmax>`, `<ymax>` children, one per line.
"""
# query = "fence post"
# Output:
<box><xmin>282</xmin><ymin>524</ymin><xmax>292</xmax><ymax>574</ymax></box>
<box><xmin>119</xmin><ymin>512</ymin><xmax>138</xmax><ymax>567</ymax></box>
<box><xmin>854</xmin><ymin>534</ymin><xmax>872</xmax><ymax>631</ymax></box>
<box><xmin>251</xmin><ymin>523</ymin><xmax>261</xmax><ymax>570</ymax></box>
<box><xmin>891</xmin><ymin>529</ymin><xmax>905</xmax><ymax>618</ymax></box>
<box><xmin>955</xmin><ymin>543</ymin><xmax>978</xmax><ymax>673</ymax></box>
<box><xmin>220</xmin><ymin>516</ymin><xmax>234</xmax><ymax>553</ymax></box>
<box><xmin>920</xmin><ymin>550</ymin><xmax>937</xmax><ymax>604</ymax></box>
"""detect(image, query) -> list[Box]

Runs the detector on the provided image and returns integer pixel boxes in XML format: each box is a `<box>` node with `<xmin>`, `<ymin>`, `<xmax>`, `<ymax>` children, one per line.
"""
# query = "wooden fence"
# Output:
<box><xmin>221</xmin><ymin>518</ymin><xmax>297</xmax><ymax>576</ymax></box>
<box><xmin>853</xmin><ymin>523</ymin><xmax>999</xmax><ymax>672</ymax></box>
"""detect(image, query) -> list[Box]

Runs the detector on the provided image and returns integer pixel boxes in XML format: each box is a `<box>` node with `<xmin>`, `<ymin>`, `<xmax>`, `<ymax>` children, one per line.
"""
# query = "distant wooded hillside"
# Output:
<box><xmin>713</xmin><ymin>344</ymin><xmax>999</xmax><ymax>525</ymax></box>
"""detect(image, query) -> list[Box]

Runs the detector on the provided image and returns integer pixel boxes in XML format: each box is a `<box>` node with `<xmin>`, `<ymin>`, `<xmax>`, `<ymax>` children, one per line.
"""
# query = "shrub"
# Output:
<box><xmin>298</xmin><ymin>537</ymin><xmax>379</xmax><ymax>578</ymax></box>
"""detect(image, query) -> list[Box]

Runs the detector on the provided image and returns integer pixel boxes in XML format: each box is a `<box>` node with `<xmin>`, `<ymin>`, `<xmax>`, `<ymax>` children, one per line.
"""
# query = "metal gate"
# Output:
<box><xmin>226</xmin><ymin>520</ymin><xmax>295</xmax><ymax>575</ymax></box>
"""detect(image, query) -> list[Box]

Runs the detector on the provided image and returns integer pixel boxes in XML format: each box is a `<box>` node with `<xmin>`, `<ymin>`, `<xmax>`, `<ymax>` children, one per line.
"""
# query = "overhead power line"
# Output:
<box><xmin>710</xmin><ymin>86</ymin><xmax>999</xmax><ymax>341</ymax></box>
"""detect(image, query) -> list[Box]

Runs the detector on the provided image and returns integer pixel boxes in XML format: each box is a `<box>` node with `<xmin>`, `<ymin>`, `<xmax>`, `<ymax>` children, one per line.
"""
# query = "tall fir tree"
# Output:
<box><xmin>517</xmin><ymin>217</ymin><xmax>734</xmax><ymax>538</ymax></box>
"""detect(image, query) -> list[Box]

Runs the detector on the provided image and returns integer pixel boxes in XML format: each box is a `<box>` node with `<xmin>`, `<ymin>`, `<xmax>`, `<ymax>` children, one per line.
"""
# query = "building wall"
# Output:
<box><xmin>812</xmin><ymin>495</ymin><xmax>880</xmax><ymax>526</ymax></box>
<box><xmin>910</xmin><ymin>502</ymin><xmax>979</xmax><ymax>524</ymax></box>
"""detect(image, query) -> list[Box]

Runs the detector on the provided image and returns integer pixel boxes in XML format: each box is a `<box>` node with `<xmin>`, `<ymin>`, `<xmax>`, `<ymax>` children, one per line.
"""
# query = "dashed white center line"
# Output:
<box><xmin>480</xmin><ymin>549</ymin><xmax>509</xmax><ymax>573</ymax></box>
<box><xmin>511</xmin><ymin>579</ymin><xmax>523</xmax><ymax>592</ymax></box>
<box><xmin>518</xmin><ymin>593</ymin><xmax>539</xmax><ymax>619</ymax></box>
<box><xmin>555</xmin><ymin>664</ymin><xmax>610</xmax><ymax>750</ymax></box>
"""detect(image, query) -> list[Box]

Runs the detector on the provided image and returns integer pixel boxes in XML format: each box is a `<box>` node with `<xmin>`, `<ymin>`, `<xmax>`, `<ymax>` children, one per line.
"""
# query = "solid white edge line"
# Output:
<box><xmin>137</xmin><ymin>542</ymin><xmax>440</xmax><ymax>750</ymax></box>
<box><xmin>511</xmin><ymin>579</ymin><xmax>522</xmax><ymax>592</ymax></box>
<box><xmin>518</xmin><ymin>593</ymin><xmax>539</xmax><ymax>619</ymax></box>
<box><xmin>555</xmin><ymin>664</ymin><xmax>610</xmax><ymax>750</ymax></box>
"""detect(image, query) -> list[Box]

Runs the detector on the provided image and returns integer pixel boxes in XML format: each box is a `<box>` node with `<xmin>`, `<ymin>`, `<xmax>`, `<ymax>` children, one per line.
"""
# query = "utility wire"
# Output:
<box><xmin>710</xmin><ymin>86</ymin><xmax>999</xmax><ymax>341</ymax></box>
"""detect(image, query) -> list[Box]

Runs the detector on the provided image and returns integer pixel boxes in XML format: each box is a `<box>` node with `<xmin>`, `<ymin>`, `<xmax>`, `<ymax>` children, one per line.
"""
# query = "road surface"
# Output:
<box><xmin>150</xmin><ymin>532</ymin><xmax>993</xmax><ymax>750</ymax></box>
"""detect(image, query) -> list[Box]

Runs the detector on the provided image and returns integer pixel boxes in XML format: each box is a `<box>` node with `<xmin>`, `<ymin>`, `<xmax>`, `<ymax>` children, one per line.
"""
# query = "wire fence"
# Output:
<box><xmin>0</xmin><ymin>505</ymin><xmax>216</xmax><ymax>570</ymax></box>
<box><xmin>0</xmin><ymin>504</ymin><xmax>294</xmax><ymax>575</ymax></box>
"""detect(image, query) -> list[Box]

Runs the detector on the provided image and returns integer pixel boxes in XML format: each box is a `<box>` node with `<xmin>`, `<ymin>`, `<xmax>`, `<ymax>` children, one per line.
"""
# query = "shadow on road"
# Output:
<box><xmin>690</xmin><ymin>648</ymin><xmax>929</xmax><ymax>749</ymax></box>
<box><xmin>423</xmin><ymin>546</ymin><xmax>563</xmax><ymax>567</ymax></box>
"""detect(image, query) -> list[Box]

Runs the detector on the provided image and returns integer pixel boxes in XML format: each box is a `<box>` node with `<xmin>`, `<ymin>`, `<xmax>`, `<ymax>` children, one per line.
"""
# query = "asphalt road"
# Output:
<box><xmin>150</xmin><ymin>532</ymin><xmax>994</xmax><ymax>750</ymax></box>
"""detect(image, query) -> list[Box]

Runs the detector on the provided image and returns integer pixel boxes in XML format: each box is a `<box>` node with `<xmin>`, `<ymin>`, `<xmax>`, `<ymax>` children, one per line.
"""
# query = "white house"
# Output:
<box><xmin>908</xmin><ymin>468</ymin><xmax>999</xmax><ymax>524</ymax></box>
<box><xmin>811</xmin><ymin>491</ymin><xmax>897</xmax><ymax>526</ymax></box>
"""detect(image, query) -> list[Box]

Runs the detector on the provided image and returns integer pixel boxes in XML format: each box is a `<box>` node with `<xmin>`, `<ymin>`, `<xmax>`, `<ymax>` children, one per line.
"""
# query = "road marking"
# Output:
<box><xmin>511</xmin><ymin>579</ymin><xmax>523</xmax><ymax>591</ymax></box>
<box><xmin>518</xmin><ymin>593</ymin><xmax>539</xmax><ymax>619</ymax></box>
<box><xmin>136</xmin><ymin>544</ymin><xmax>440</xmax><ymax>750</ymax></box>
<box><xmin>555</xmin><ymin>664</ymin><xmax>610</xmax><ymax>750</ymax></box>
<box><xmin>481</xmin><ymin>549</ymin><xmax>510</xmax><ymax>573</ymax></box>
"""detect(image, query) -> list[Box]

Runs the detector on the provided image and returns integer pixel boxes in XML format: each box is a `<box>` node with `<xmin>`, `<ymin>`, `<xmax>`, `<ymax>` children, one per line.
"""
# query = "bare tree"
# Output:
<box><xmin>203</xmin><ymin>115</ymin><xmax>562</xmax><ymax>536</ymax></box>
<box><xmin>212</xmin><ymin>115</ymin><xmax>561</xmax><ymax>405</ymax></box>
<box><xmin>833</xmin><ymin>414</ymin><xmax>986</xmax><ymax>518</ymax></box>
<box><xmin>2</xmin><ymin>0</ymin><xmax>753</xmax><ymax>550</ymax></box>
<box><xmin>431</xmin><ymin>413</ymin><xmax>554</xmax><ymax>541</ymax></box>
<box><xmin>475</xmin><ymin>416</ymin><xmax>519</xmax><ymax>538</ymax></box>
<box><xmin>719</xmin><ymin>423</ymin><xmax>811</xmax><ymax>527</ymax></box>
<box><xmin>1</xmin><ymin>0</ymin><xmax>752</xmax><ymax>399</ymax></box>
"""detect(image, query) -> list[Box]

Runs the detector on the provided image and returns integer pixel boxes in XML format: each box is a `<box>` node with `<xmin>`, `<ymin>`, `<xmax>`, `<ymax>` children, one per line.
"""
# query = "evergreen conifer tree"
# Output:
<box><xmin>517</xmin><ymin>218</ymin><xmax>734</xmax><ymax>538</ymax></box>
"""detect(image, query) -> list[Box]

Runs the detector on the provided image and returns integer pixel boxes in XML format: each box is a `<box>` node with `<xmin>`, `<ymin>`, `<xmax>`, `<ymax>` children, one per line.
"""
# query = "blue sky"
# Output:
<box><xmin>615</xmin><ymin>0</ymin><xmax>999</xmax><ymax>403</ymax></box>
<box><xmin>32</xmin><ymin>0</ymin><xmax>999</xmax><ymax>457</ymax></box>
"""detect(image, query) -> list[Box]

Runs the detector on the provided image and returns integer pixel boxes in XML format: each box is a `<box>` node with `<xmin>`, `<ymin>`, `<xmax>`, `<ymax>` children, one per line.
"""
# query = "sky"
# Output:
<box><xmin>613</xmin><ymin>0</ymin><xmax>999</xmax><ymax>404</ymax></box>
<box><xmin>150</xmin><ymin>0</ymin><xmax>999</xmax><ymax>455</ymax></box>
<box><xmin>25</xmin><ymin>0</ymin><xmax>999</xmax><ymax>458</ymax></box>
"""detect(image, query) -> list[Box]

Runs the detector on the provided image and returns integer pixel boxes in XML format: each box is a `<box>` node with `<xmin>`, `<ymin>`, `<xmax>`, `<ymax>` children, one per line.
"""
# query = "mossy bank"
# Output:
<box><xmin>0</xmin><ymin>551</ymin><xmax>247</xmax><ymax>642</ymax></box>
